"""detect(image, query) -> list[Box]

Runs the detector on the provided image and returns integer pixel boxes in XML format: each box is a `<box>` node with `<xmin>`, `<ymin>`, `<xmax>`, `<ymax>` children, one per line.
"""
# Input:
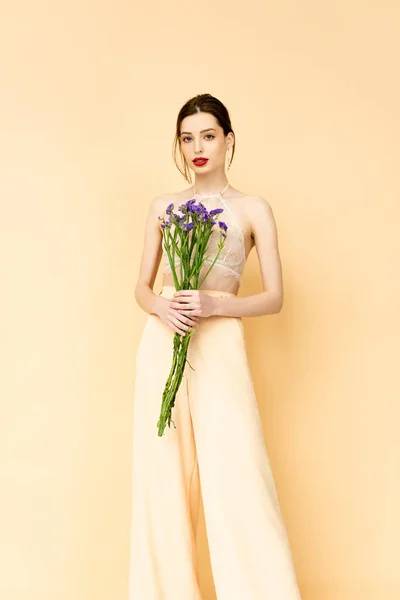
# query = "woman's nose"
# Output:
<box><xmin>194</xmin><ymin>137</ymin><xmax>203</xmax><ymax>152</ymax></box>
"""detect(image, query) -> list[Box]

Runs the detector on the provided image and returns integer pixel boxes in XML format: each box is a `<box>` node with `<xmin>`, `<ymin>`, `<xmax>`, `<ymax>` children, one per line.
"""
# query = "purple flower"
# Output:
<box><xmin>184</xmin><ymin>222</ymin><xmax>194</xmax><ymax>231</ymax></box>
<box><xmin>218</xmin><ymin>221</ymin><xmax>228</xmax><ymax>232</ymax></box>
<box><xmin>189</xmin><ymin>204</ymin><xmax>203</xmax><ymax>213</ymax></box>
<box><xmin>209</xmin><ymin>208</ymin><xmax>224</xmax><ymax>216</ymax></box>
<box><xmin>180</xmin><ymin>199</ymin><xmax>197</xmax><ymax>212</ymax></box>
<box><xmin>190</xmin><ymin>202</ymin><xmax>206</xmax><ymax>213</ymax></box>
<box><xmin>168</xmin><ymin>212</ymin><xmax>182</xmax><ymax>222</ymax></box>
<box><xmin>166</xmin><ymin>203</ymin><xmax>174</xmax><ymax>215</ymax></box>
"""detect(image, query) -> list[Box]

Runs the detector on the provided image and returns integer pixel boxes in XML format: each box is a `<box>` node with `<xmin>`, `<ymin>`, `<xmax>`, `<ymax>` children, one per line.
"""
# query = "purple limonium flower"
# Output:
<box><xmin>167</xmin><ymin>211</ymin><xmax>182</xmax><ymax>223</ymax></box>
<box><xmin>172</xmin><ymin>214</ymin><xmax>185</xmax><ymax>223</ymax></box>
<box><xmin>184</xmin><ymin>222</ymin><xmax>194</xmax><ymax>232</ymax></box>
<box><xmin>218</xmin><ymin>221</ymin><xmax>228</xmax><ymax>232</ymax></box>
<box><xmin>180</xmin><ymin>198</ymin><xmax>197</xmax><ymax>212</ymax></box>
<box><xmin>189</xmin><ymin>202</ymin><xmax>207</xmax><ymax>214</ymax></box>
<box><xmin>166</xmin><ymin>203</ymin><xmax>174</xmax><ymax>215</ymax></box>
<box><xmin>209</xmin><ymin>208</ymin><xmax>224</xmax><ymax>216</ymax></box>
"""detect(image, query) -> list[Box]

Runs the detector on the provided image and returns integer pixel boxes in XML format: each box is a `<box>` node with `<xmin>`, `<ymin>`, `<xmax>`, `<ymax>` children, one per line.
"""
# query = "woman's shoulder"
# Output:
<box><xmin>159</xmin><ymin>188</ymin><xmax>193</xmax><ymax>202</ymax></box>
<box><xmin>148</xmin><ymin>192</ymin><xmax>178</xmax><ymax>211</ymax></box>
<box><xmin>221</xmin><ymin>189</ymin><xmax>272</xmax><ymax>213</ymax></box>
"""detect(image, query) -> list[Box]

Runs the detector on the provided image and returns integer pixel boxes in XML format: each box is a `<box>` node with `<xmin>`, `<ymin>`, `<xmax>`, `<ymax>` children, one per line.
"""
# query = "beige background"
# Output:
<box><xmin>1</xmin><ymin>1</ymin><xmax>399</xmax><ymax>599</ymax></box>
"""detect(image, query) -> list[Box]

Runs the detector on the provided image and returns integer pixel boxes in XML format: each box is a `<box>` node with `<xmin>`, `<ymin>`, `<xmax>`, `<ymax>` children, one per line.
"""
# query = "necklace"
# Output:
<box><xmin>193</xmin><ymin>181</ymin><xmax>230</xmax><ymax>199</ymax></box>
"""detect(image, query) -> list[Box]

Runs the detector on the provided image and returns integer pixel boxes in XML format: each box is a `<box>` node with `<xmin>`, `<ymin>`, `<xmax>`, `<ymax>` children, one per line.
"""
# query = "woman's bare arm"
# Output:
<box><xmin>213</xmin><ymin>196</ymin><xmax>284</xmax><ymax>318</ymax></box>
<box><xmin>134</xmin><ymin>195</ymin><xmax>166</xmax><ymax>316</ymax></box>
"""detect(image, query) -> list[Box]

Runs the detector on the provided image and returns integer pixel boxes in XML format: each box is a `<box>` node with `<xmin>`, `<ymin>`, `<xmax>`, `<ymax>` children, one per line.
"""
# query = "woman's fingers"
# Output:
<box><xmin>173</xmin><ymin>310</ymin><xmax>199</xmax><ymax>326</ymax></box>
<box><xmin>170</xmin><ymin>300</ymin><xmax>201</xmax><ymax>318</ymax></box>
<box><xmin>178</xmin><ymin>310</ymin><xmax>200</xmax><ymax>319</ymax></box>
<box><xmin>165</xmin><ymin>305</ymin><xmax>200</xmax><ymax>335</ymax></box>
<box><xmin>168</xmin><ymin>317</ymin><xmax>185</xmax><ymax>335</ymax></box>
<box><xmin>175</xmin><ymin>315</ymin><xmax>197</xmax><ymax>330</ymax></box>
<box><xmin>167</xmin><ymin>311</ymin><xmax>199</xmax><ymax>334</ymax></box>
<box><xmin>170</xmin><ymin>300</ymin><xmax>196</xmax><ymax>311</ymax></box>
<box><xmin>171</xmin><ymin>317</ymin><xmax>195</xmax><ymax>334</ymax></box>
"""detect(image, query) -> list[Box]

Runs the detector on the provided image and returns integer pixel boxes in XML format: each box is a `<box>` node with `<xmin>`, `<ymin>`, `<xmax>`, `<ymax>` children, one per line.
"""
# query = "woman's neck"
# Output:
<box><xmin>193</xmin><ymin>173</ymin><xmax>229</xmax><ymax>196</ymax></box>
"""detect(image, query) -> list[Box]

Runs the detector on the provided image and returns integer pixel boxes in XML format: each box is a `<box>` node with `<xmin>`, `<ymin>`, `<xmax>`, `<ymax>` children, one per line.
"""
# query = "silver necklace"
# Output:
<box><xmin>193</xmin><ymin>181</ymin><xmax>230</xmax><ymax>199</ymax></box>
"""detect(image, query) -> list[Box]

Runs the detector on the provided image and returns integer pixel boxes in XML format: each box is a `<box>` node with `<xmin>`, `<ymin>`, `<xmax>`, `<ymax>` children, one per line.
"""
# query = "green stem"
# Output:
<box><xmin>163</xmin><ymin>237</ymin><xmax>180</xmax><ymax>290</ymax></box>
<box><xmin>198</xmin><ymin>243</ymin><xmax>224</xmax><ymax>288</ymax></box>
<box><xmin>157</xmin><ymin>332</ymin><xmax>193</xmax><ymax>436</ymax></box>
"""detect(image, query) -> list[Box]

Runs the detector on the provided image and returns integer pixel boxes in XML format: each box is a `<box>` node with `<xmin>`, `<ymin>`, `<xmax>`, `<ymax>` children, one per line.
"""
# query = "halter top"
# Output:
<box><xmin>161</xmin><ymin>189</ymin><xmax>246</xmax><ymax>289</ymax></box>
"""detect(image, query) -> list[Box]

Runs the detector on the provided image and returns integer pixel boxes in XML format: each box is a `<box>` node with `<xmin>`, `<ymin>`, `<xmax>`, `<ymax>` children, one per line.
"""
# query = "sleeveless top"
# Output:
<box><xmin>161</xmin><ymin>189</ymin><xmax>246</xmax><ymax>290</ymax></box>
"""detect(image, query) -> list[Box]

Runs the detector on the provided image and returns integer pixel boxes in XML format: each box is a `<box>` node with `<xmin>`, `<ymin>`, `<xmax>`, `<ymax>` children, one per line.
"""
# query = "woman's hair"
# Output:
<box><xmin>173</xmin><ymin>93</ymin><xmax>236</xmax><ymax>183</ymax></box>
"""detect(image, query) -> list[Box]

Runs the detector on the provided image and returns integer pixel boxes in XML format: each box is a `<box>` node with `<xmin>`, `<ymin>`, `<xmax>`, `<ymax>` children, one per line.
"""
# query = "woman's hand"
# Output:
<box><xmin>170</xmin><ymin>289</ymin><xmax>216</xmax><ymax>319</ymax></box>
<box><xmin>155</xmin><ymin>296</ymin><xmax>200</xmax><ymax>336</ymax></box>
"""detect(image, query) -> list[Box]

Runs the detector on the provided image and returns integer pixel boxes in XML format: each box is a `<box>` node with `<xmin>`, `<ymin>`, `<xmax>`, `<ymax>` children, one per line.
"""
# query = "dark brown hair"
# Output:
<box><xmin>172</xmin><ymin>93</ymin><xmax>236</xmax><ymax>183</ymax></box>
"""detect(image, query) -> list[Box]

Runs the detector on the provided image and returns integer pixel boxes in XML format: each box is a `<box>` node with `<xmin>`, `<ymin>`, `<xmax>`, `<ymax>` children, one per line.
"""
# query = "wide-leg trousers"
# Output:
<box><xmin>128</xmin><ymin>286</ymin><xmax>302</xmax><ymax>600</ymax></box>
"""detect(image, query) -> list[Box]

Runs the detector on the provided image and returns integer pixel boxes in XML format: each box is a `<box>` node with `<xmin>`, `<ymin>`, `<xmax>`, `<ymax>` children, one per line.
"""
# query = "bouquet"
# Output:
<box><xmin>156</xmin><ymin>198</ymin><xmax>228</xmax><ymax>437</ymax></box>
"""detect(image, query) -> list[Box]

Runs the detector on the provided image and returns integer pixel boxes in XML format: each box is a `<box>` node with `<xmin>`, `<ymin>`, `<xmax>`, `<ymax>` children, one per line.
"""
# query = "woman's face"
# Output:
<box><xmin>179</xmin><ymin>112</ymin><xmax>233</xmax><ymax>175</ymax></box>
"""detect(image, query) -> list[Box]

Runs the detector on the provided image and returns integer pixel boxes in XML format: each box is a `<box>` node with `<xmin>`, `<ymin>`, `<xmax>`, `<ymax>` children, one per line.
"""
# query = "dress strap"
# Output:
<box><xmin>193</xmin><ymin>181</ymin><xmax>230</xmax><ymax>199</ymax></box>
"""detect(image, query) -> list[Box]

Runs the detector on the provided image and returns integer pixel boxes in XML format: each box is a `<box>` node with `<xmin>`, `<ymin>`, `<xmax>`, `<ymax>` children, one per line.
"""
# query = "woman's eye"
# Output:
<box><xmin>182</xmin><ymin>135</ymin><xmax>215</xmax><ymax>143</ymax></box>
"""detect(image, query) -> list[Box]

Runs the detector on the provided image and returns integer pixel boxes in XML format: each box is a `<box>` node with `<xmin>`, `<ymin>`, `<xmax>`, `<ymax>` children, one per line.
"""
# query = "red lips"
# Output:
<box><xmin>193</xmin><ymin>158</ymin><xmax>208</xmax><ymax>165</ymax></box>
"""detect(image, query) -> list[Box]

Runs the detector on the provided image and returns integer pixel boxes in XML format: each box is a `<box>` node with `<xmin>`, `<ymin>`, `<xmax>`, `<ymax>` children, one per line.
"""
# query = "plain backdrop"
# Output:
<box><xmin>1</xmin><ymin>1</ymin><xmax>399</xmax><ymax>599</ymax></box>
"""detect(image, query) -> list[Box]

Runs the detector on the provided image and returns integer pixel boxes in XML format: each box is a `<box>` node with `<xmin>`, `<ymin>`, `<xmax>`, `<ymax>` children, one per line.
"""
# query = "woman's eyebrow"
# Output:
<box><xmin>180</xmin><ymin>128</ymin><xmax>216</xmax><ymax>135</ymax></box>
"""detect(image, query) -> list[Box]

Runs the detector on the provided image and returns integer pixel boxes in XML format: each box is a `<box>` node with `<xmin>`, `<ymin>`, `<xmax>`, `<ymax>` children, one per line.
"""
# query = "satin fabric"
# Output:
<box><xmin>128</xmin><ymin>286</ymin><xmax>302</xmax><ymax>600</ymax></box>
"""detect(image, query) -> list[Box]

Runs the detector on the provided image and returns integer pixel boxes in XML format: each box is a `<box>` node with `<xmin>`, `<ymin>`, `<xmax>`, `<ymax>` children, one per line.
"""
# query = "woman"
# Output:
<box><xmin>128</xmin><ymin>94</ymin><xmax>302</xmax><ymax>599</ymax></box>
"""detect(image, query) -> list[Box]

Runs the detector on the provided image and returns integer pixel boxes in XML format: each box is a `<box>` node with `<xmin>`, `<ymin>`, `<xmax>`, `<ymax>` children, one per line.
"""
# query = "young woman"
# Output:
<box><xmin>128</xmin><ymin>93</ymin><xmax>302</xmax><ymax>599</ymax></box>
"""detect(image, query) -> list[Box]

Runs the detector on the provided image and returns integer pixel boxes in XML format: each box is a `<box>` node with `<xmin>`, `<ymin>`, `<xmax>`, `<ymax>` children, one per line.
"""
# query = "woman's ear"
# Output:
<box><xmin>227</xmin><ymin>131</ymin><xmax>235</xmax><ymax>149</ymax></box>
